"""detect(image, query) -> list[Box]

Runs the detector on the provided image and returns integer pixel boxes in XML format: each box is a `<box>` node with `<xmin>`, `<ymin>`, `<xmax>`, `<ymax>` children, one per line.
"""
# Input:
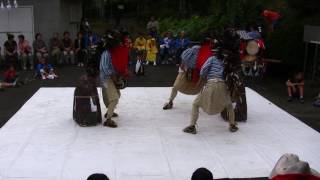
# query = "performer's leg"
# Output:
<box><xmin>183</xmin><ymin>96</ymin><xmax>201</xmax><ymax>134</ymax></box>
<box><xmin>103</xmin><ymin>79</ymin><xmax>120</xmax><ymax>128</ymax></box>
<box><xmin>226</xmin><ymin>103</ymin><xmax>238</xmax><ymax>132</ymax></box>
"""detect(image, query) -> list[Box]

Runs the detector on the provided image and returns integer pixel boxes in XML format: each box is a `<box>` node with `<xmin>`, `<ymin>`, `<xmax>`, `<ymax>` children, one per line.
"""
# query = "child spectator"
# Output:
<box><xmin>62</xmin><ymin>31</ymin><xmax>75</xmax><ymax>65</ymax></box>
<box><xmin>18</xmin><ymin>34</ymin><xmax>33</xmax><ymax>70</ymax></box>
<box><xmin>50</xmin><ymin>33</ymin><xmax>62</xmax><ymax>65</ymax></box>
<box><xmin>286</xmin><ymin>72</ymin><xmax>304</xmax><ymax>103</ymax></box>
<box><xmin>135</xmin><ymin>51</ymin><xmax>145</xmax><ymax>76</ymax></box>
<box><xmin>36</xmin><ymin>58</ymin><xmax>58</xmax><ymax>80</ymax></box>
<box><xmin>4</xmin><ymin>65</ymin><xmax>17</xmax><ymax>83</ymax></box>
<box><xmin>74</xmin><ymin>32</ymin><xmax>86</xmax><ymax>67</ymax></box>
<box><xmin>4</xmin><ymin>34</ymin><xmax>18</xmax><ymax>69</ymax></box>
<box><xmin>146</xmin><ymin>36</ymin><xmax>158</xmax><ymax>66</ymax></box>
<box><xmin>159</xmin><ymin>31</ymin><xmax>175</xmax><ymax>64</ymax></box>
<box><xmin>134</xmin><ymin>33</ymin><xmax>147</xmax><ymax>59</ymax></box>
<box><xmin>33</xmin><ymin>33</ymin><xmax>49</xmax><ymax>63</ymax></box>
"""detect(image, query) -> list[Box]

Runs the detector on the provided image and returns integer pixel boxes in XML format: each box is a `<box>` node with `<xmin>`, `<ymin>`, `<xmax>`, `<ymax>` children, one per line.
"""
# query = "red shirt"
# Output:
<box><xmin>4</xmin><ymin>69</ymin><xmax>16</xmax><ymax>81</ymax></box>
<box><xmin>273</xmin><ymin>174</ymin><xmax>320</xmax><ymax>180</ymax></box>
<box><xmin>263</xmin><ymin>10</ymin><xmax>281</xmax><ymax>21</ymax></box>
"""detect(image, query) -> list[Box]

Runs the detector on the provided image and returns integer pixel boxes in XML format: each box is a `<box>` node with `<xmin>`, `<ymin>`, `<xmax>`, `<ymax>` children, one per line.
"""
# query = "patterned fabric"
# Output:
<box><xmin>200</xmin><ymin>56</ymin><xmax>224</xmax><ymax>80</ymax></box>
<box><xmin>181</xmin><ymin>45</ymin><xmax>201</xmax><ymax>69</ymax></box>
<box><xmin>99</xmin><ymin>50</ymin><xmax>115</xmax><ymax>87</ymax></box>
<box><xmin>236</xmin><ymin>30</ymin><xmax>251</xmax><ymax>40</ymax></box>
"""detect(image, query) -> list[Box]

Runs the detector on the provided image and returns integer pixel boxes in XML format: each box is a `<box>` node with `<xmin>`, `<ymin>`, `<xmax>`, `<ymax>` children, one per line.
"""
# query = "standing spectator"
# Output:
<box><xmin>147</xmin><ymin>16</ymin><xmax>159</xmax><ymax>34</ymax></box>
<box><xmin>50</xmin><ymin>33</ymin><xmax>62</xmax><ymax>65</ymax></box>
<box><xmin>146</xmin><ymin>35</ymin><xmax>158</xmax><ymax>66</ymax></box>
<box><xmin>286</xmin><ymin>72</ymin><xmax>305</xmax><ymax>103</ymax></box>
<box><xmin>4</xmin><ymin>34</ymin><xmax>18</xmax><ymax>69</ymax></box>
<box><xmin>74</xmin><ymin>32</ymin><xmax>86</xmax><ymax>67</ymax></box>
<box><xmin>175</xmin><ymin>31</ymin><xmax>190</xmax><ymax>64</ymax></box>
<box><xmin>159</xmin><ymin>31</ymin><xmax>175</xmax><ymax>64</ymax></box>
<box><xmin>18</xmin><ymin>35</ymin><xmax>33</xmax><ymax>70</ymax></box>
<box><xmin>134</xmin><ymin>33</ymin><xmax>147</xmax><ymax>60</ymax></box>
<box><xmin>36</xmin><ymin>58</ymin><xmax>58</xmax><ymax>80</ymax></box>
<box><xmin>62</xmin><ymin>31</ymin><xmax>75</xmax><ymax>65</ymax></box>
<box><xmin>33</xmin><ymin>33</ymin><xmax>49</xmax><ymax>63</ymax></box>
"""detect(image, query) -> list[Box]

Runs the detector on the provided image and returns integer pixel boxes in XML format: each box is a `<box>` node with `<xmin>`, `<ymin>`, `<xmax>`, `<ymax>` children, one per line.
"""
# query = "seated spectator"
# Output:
<box><xmin>146</xmin><ymin>35</ymin><xmax>158</xmax><ymax>66</ymax></box>
<box><xmin>191</xmin><ymin>167</ymin><xmax>214</xmax><ymax>180</ymax></box>
<box><xmin>4</xmin><ymin>34</ymin><xmax>18</xmax><ymax>69</ymax></box>
<box><xmin>247</xmin><ymin>26</ymin><xmax>262</xmax><ymax>40</ymax></box>
<box><xmin>3</xmin><ymin>65</ymin><xmax>19</xmax><ymax>87</ymax></box>
<box><xmin>134</xmin><ymin>33</ymin><xmax>147</xmax><ymax>59</ymax></box>
<box><xmin>50</xmin><ymin>33</ymin><xmax>62</xmax><ymax>65</ymax></box>
<box><xmin>62</xmin><ymin>31</ymin><xmax>75</xmax><ymax>65</ymax></box>
<box><xmin>36</xmin><ymin>58</ymin><xmax>58</xmax><ymax>80</ymax></box>
<box><xmin>175</xmin><ymin>31</ymin><xmax>190</xmax><ymax>64</ymax></box>
<box><xmin>18</xmin><ymin>34</ymin><xmax>33</xmax><ymax>70</ymax></box>
<box><xmin>33</xmin><ymin>33</ymin><xmax>49</xmax><ymax>63</ymax></box>
<box><xmin>87</xmin><ymin>173</ymin><xmax>109</xmax><ymax>180</ymax></box>
<box><xmin>270</xmin><ymin>153</ymin><xmax>320</xmax><ymax>180</ymax></box>
<box><xmin>74</xmin><ymin>32</ymin><xmax>87</xmax><ymax>67</ymax></box>
<box><xmin>159</xmin><ymin>31</ymin><xmax>175</xmax><ymax>64</ymax></box>
<box><xmin>286</xmin><ymin>72</ymin><xmax>304</xmax><ymax>103</ymax></box>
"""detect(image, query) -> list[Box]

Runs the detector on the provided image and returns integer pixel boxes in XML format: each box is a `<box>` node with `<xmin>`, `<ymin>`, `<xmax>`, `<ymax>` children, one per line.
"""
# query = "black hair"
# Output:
<box><xmin>35</xmin><ymin>33</ymin><xmax>41</xmax><ymax>40</ymax></box>
<box><xmin>63</xmin><ymin>31</ymin><xmax>70</xmax><ymax>36</ymax></box>
<box><xmin>191</xmin><ymin>168</ymin><xmax>214</xmax><ymax>180</ymax></box>
<box><xmin>18</xmin><ymin>34</ymin><xmax>25</xmax><ymax>40</ymax></box>
<box><xmin>87</xmin><ymin>173</ymin><xmax>109</xmax><ymax>180</ymax></box>
<box><xmin>7</xmin><ymin>34</ymin><xmax>14</xmax><ymax>39</ymax></box>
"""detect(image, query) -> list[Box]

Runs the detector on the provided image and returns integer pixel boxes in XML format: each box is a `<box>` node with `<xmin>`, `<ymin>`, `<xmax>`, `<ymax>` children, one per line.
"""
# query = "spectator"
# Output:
<box><xmin>85</xmin><ymin>31</ymin><xmax>99</xmax><ymax>49</ymax></box>
<box><xmin>75</xmin><ymin>32</ymin><xmax>86</xmax><ymax>67</ymax></box>
<box><xmin>147</xmin><ymin>16</ymin><xmax>159</xmax><ymax>33</ymax></box>
<box><xmin>62</xmin><ymin>31</ymin><xmax>75</xmax><ymax>65</ymax></box>
<box><xmin>4</xmin><ymin>34</ymin><xmax>18</xmax><ymax>69</ymax></box>
<box><xmin>18</xmin><ymin>35</ymin><xmax>33</xmax><ymax>70</ymax></box>
<box><xmin>33</xmin><ymin>33</ymin><xmax>49</xmax><ymax>63</ymax></box>
<box><xmin>159</xmin><ymin>31</ymin><xmax>175</xmax><ymax>64</ymax></box>
<box><xmin>87</xmin><ymin>173</ymin><xmax>109</xmax><ymax>180</ymax></box>
<box><xmin>247</xmin><ymin>26</ymin><xmax>262</xmax><ymax>40</ymax></box>
<box><xmin>191</xmin><ymin>168</ymin><xmax>214</xmax><ymax>180</ymax></box>
<box><xmin>134</xmin><ymin>33</ymin><xmax>147</xmax><ymax>59</ymax></box>
<box><xmin>146</xmin><ymin>35</ymin><xmax>158</xmax><ymax>66</ymax></box>
<box><xmin>4</xmin><ymin>65</ymin><xmax>17</xmax><ymax>83</ymax></box>
<box><xmin>50</xmin><ymin>33</ymin><xmax>62</xmax><ymax>65</ymax></box>
<box><xmin>175</xmin><ymin>31</ymin><xmax>190</xmax><ymax>64</ymax></box>
<box><xmin>270</xmin><ymin>154</ymin><xmax>320</xmax><ymax>180</ymax></box>
<box><xmin>286</xmin><ymin>72</ymin><xmax>304</xmax><ymax>103</ymax></box>
<box><xmin>36</xmin><ymin>58</ymin><xmax>58</xmax><ymax>80</ymax></box>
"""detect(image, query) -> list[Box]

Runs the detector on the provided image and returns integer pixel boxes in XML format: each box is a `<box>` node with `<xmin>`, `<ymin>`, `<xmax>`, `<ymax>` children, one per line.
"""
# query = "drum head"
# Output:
<box><xmin>243</xmin><ymin>55</ymin><xmax>257</xmax><ymax>62</ymax></box>
<box><xmin>246</xmin><ymin>40</ymin><xmax>259</xmax><ymax>55</ymax></box>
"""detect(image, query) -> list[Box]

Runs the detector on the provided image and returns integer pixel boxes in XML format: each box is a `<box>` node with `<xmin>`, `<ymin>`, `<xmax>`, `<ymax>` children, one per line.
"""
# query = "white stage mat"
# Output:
<box><xmin>0</xmin><ymin>87</ymin><xmax>319</xmax><ymax>180</ymax></box>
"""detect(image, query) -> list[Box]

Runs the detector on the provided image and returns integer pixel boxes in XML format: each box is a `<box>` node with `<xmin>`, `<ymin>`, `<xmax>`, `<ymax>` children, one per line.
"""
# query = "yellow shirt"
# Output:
<box><xmin>134</xmin><ymin>37</ymin><xmax>147</xmax><ymax>51</ymax></box>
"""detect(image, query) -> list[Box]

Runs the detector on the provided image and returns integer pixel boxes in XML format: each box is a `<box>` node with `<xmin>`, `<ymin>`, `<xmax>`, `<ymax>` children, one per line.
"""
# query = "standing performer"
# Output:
<box><xmin>100</xmin><ymin>31</ymin><xmax>129</xmax><ymax>128</ymax></box>
<box><xmin>163</xmin><ymin>38</ymin><xmax>213</xmax><ymax>110</ymax></box>
<box><xmin>183</xmin><ymin>36</ymin><xmax>239</xmax><ymax>134</ymax></box>
<box><xmin>221</xmin><ymin>29</ymin><xmax>247</xmax><ymax>122</ymax></box>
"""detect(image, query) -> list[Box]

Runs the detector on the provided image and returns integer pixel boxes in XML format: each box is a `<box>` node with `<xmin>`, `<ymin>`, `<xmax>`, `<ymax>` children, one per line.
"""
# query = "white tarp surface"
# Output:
<box><xmin>0</xmin><ymin>87</ymin><xmax>319</xmax><ymax>180</ymax></box>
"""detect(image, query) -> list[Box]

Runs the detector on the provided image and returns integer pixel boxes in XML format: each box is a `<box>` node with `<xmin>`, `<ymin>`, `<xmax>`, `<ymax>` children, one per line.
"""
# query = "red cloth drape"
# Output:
<box><xmin>272</xmin><ymin>174</ymin><xmax>320</xmax><ymax>180</ymax></box>
<box><xmin>110</xmin><ymin>45</ymin><xmax>129</xmax><ymax>77</ymax></box>
<box><xmin>192</xmin><ymin>43</ymin><xmax>213</xmax><ymax>82</ymax></box>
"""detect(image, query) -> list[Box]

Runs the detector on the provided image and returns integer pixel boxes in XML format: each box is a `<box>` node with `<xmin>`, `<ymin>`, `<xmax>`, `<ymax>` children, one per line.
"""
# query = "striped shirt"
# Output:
<box><xmin>181</xmin><ymin>45</ymin><xmax>201</xmax><ymax>69</ymax></box>
<box><xmin>200</xmin><ymin>56</ymin><xmax>224</xmax><ymax>80</ymax></box>
<box><xmin>100</xmin><ymin>50</ymin><xmax>116</xmax><ymax>87</ymax></box>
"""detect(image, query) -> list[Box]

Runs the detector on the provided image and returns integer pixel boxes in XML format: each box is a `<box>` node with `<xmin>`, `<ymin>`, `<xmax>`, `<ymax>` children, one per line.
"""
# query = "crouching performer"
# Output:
<box><xmin>100</xmin><ymin>31</ymin><xmax>129</xmax><ymax>128</ymax></box>
<box><xmin>183</xmin><ymin>50</ymin><xmax>239</xmax><ymax>134</ymax></box>
<box><xmin>163</xmin><ymin>39</ymin><xmax>213</xmax><ymax>110</ymax></box>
